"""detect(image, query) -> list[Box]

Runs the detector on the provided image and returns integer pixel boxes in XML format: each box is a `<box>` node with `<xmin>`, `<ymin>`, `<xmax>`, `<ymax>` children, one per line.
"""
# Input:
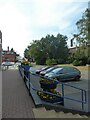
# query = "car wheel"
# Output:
<box><xmin>75</xmin><ymin>76</ymin><xmax>80</xmax><ymax>81</ymax></box>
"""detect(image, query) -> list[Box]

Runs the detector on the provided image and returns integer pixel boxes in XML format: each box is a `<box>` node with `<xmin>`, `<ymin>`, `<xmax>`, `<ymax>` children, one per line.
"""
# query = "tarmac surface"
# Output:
<box><xmin>30</xmin><ymin>67</ymin><xmax>90</xmax><ymax>112</ymax></box>
<box><xmin>2</xmin><ymin>69</ymin><xmax>35</xmax><ymax>118</ymax></box>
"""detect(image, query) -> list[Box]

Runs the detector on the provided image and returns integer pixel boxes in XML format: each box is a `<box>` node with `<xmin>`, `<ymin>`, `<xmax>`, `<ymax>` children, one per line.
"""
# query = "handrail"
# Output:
<box><xmin>29</xmin><ymin>72</ymin><xmax>87</xmax><ymax>104</ymax></box>
<box><xmin>19</xmin><ymin>65</ymin><xmax>87</xmax><ymax>111</ymax></box>
<box><xmin>31</xmin><ymin>73</ymin><xmax>86</xmax><ymax>91</ymax></box>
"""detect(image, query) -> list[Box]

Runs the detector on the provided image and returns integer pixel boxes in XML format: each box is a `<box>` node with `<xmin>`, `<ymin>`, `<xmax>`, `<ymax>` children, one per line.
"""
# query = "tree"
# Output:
<box><xmin>24</xmin><ymin>33</ymin><xmax>69</xmax><ymax>65</ymax></box>
<box><xmin>71</xmin><ymin>8</ymin><xmax>90</xmax><ymax>65</ymax></box>
<box><xmin>73</xmin><ymin>8</ymin><xmax>90</xmax><ymax>45</ymax></box>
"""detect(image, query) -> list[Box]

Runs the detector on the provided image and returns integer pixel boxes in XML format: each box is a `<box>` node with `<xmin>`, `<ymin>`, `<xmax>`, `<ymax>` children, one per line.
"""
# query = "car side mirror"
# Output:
<box><xmin>57</xmin><ymin>72</ymin><xmax>63</xmax><ymax>74</ymax></box>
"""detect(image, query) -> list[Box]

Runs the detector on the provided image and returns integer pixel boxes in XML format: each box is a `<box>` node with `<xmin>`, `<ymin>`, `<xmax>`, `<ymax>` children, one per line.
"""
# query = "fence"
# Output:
<box><xmin>19</xmin><ymin>65</ymin><xmax>87</xmax><ymax>111</ymax></box>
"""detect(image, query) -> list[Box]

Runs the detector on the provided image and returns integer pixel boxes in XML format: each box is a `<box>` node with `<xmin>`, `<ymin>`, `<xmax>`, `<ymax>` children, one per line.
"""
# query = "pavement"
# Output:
<box><xmin>2</xmin><ymin>69</ymin><xmax>35</xmax><ymax>118</ymax></box>
<box><xmin>0</xmin><ymin>70</ymin><xmax>2</xmax><ymax>119</ymax></box>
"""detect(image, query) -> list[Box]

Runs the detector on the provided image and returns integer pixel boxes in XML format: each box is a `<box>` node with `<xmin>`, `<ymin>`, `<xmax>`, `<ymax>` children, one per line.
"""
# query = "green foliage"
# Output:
<box><xmin>75</xmin><ymin>8</ymin><xmax>90</xmax><ymax>45</ymax></box>
<box><xmin>67</xmin><ymin>54</ymin><xmax>75</xmax><ymax>64</ymax></box>
<box><xmin>72</xmin><ymin>47</ymin><xmax>88</xmax><ymax>66</ymax></box>
<box><xmin>24</xmin><ymin>33</ymin><xmax>69</xmax><ymax>65</ymax></box>
<box><xmin>46</xmin><ymin>59</ymin><xmax>57</xmax><ymax>65</ymax></box>
<box><xmin>29</xmin><ymin>63</ymin><xmax>33</xmax><ymax>67</ymax></box>
<box><xmin>24</xmin><ymin>46</ymin><xmax>31</xmax><ymax>61</ymax></box>
<box><xmin>70</xmin><ymin>8</ymin><xmax>90</xmax><ymax>66</ymax></box>
<box><xmin>87</xmin><ymin>57</ymin><xmax>90</xmax><ymax>64</ymax></box>
<box><xmin>73</xmin><ymin>60</ymin><xmax>82</xmax><ymax>66</ymax></box>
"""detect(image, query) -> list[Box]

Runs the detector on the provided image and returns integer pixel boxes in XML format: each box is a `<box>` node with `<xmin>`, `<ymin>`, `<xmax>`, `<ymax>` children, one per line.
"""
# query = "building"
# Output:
<box><xmin>68</xmin><ymin>46</ymin><xmax>79</xmax><ymax>54</ymax></box>
<box><xmin>2</xmin><ymin>47</ymin><xmax>16</xmax><ymax>62</ymax></box>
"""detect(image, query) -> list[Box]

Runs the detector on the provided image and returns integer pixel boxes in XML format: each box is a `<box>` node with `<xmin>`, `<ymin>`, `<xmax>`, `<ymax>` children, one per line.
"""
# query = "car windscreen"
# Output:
<box><xmin>45</xmin><ymin>67</ymin><xmax>55</xmax><ymax>72</ymax></box>
<box><xmin>42</xmin><ymin>66</ymin><xmax>49</xmax><ymax>70</ymax></box>
<box><xmin>51</xmin><ymin>67</ymin><xmax>63</xmax><ymax>73</ymax></box>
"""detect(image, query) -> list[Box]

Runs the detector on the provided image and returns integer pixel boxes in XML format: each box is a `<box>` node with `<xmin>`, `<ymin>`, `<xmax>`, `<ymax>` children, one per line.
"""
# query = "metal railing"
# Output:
<box><xmin>19</xmin><ymin>65</ymin><xmax>87</xmax><ymax>111</ymax></box>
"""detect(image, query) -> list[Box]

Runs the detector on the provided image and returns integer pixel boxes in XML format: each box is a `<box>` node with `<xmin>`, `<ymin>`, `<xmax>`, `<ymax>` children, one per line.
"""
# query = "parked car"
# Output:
<box><xmin>36</xmin><ymin>66</ymin><xmax>50</xmax><ymax>74</ymax></box>
<box><xmin>2</xmin><ymin>62</ymin><xmax>15</xmax><ymax>66</ymax></box>
<box><xmin>45</xmin><ymin>66</ymin><xmax>81</xmax><ymax>81</ymax></box>
<box><xmin>40</xmin><ymin>66</ymin><xmax>59</xmax><ymax>76</ymax></box>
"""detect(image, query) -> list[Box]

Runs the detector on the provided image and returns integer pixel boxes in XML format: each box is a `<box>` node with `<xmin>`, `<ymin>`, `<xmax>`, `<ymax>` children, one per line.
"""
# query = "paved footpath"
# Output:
<box><xmin>0</xmin><ymin>71</ymin><xmax>2</xmax><ymax>120</ymax></box>
<box><xmin>2</xmin><ymin>69</ymin><xmax>35</xmax><ymax>118</ymax></box>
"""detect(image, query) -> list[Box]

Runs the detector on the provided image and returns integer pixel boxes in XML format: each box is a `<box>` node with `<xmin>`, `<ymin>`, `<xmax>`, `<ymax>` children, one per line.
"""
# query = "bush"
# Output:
<box><xmin>29</xmin><ymin>63</ymin><xmax>33</xmax><ymax>67</ymax></box>
<box><xmin>87</xmin><ymin>57</ymin><xmax>90</xmax><ymax>64</ymax></box>
<box><xmin>46</xmin><ymin>59</ymin><xmax>57</xmax><ymax>65</ymax></box>
<box><xmin>73</xmin><ymin>60</ymin><xmax>82</xmax><ymax>66</ymax></box>
<box><xmin>36</xmin><ymin>58</ymin><xmax>46</xmax><ymax>65</ymax></box>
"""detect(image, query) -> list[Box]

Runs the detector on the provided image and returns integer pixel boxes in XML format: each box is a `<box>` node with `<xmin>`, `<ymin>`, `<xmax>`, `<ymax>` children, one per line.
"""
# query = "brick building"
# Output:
<box><xmin>69</xmin><ymin>46</ymin><xmax>78</xmax><ymax>54</ymax></box>
<box><xmin>2</xmin><ymin>47</ymin><xmax>16</xmax><ymax>62</ymax></box>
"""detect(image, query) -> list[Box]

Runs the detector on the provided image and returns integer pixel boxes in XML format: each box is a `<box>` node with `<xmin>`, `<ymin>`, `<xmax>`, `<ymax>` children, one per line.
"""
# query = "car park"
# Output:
<box><xmin>45</xmin><ymin>66</ymin><xmax>81</xmax><ymax>81</ymax></box>
<box><xmin>40</xmin><ymin>66</ymin><xmax>59</xmax><ymax>76</ymax></box>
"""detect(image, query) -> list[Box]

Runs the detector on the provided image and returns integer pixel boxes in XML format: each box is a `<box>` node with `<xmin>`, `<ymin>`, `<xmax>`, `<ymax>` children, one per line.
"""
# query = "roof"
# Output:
<box><xmin>2</xmin><ymin>50</ymin><xmax>16</xmax><ymax>55</ymax></box>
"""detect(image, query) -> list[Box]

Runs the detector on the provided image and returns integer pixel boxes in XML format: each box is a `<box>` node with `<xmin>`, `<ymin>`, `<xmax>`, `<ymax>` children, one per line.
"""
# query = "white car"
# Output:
<box><xmin>2</xmin><ymin>62</ymin><xmax>15</xmax><ymax>66</ymax></box>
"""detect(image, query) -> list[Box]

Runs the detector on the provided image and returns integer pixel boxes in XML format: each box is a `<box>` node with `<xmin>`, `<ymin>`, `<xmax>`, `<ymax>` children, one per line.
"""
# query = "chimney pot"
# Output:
<box><xmin>7</xmin><ymin>46</ymin><xmax>9</xmax><ymax>51</ymax></box>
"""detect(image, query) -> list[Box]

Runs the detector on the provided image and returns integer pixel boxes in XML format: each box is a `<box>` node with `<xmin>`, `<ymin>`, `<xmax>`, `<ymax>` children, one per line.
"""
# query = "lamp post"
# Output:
<box><xmin>0</xmin><ymin>31</ymin><xmax>2</xmax><ymax>70</ymax></box>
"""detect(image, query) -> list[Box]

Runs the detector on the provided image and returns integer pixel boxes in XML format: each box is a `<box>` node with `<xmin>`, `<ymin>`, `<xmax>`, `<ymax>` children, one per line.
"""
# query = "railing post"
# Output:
<box><xmin>84</xmin><ymin>90</ymin><xmax>87</xmax><ymax>103</ymax></box>
<box><xmin>61</xmin><ymin>83</ymin><xmax>64</xmax><ymax>98</ymax></box>
<box><xmin>81</xmin><ymin>90</ymin><xmax>84</xmax><ymax>110</ymax></box>
<box><xmin>24</xmin><ymin>70</ymin><xmax>26</xmax><ymax>82</ymax></box>
<box><xmin>29</xmin><ymin>70</ymin><xmax>31</xmax><ymax>95</ymax></box>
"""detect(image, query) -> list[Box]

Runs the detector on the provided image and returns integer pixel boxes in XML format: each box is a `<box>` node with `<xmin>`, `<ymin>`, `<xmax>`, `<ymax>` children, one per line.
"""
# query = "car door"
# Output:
<box><xmin>68</xmin><ymin>67</ymin><xmax>79</xmax><ymax>78</ymax></box>
<box><xmin>58</xmin><ymin>67</ymin><xmax>73</xmax><ymax>81</ymax></box>
<box><xmin>65</xmin><ymin>67</ymin><xmax>76</xmax><ymax>80</ymax></box>
<box><xmin>56</xmin><ymin>68</ymin><xmax>68</xmax><ymax>81</ymax></box>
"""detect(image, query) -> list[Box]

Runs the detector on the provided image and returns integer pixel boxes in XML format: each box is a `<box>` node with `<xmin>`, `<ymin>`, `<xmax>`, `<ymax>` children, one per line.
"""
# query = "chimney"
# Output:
<box><xmin>71</xmin><ymin>39</ymin><xmax>73</xmax><ymax>47</ymax></box>
<box><xmin>7</xmin><ymin>46</ymin><xmax>9</xmax><ymax>51</ymax></box>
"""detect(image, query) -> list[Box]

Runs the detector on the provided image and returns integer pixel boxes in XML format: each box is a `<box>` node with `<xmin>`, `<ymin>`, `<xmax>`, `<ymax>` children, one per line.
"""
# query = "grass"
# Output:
<box><xmin>35</xmin><ymin>63</ymin><xmax>90</xmax><ymax>71</ymax></box>
<box><xmin>58</xmin><ymin>64</ymin><xmax>90</xmax><ymax>71</ymax></box>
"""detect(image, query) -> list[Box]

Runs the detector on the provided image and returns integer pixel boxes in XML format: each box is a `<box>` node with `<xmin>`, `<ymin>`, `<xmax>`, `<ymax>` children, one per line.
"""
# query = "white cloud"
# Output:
<box><xmin>0</xmin><ymin>0</ymin><xmax>89</xmax><ymax>56</ymax></box>
<box><xmin>29</xmin><ymin>0</ymin><xmax>88</xmax><ymax>32</ymax></box>
<box><xmin>0</xmin><ymin>3</ymin><xmax>31</xmax><ymax>56</ymax></box>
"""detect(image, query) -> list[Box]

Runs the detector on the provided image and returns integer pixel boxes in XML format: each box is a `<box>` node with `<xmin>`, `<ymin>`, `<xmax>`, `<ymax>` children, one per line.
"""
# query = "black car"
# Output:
<box><xmin>36</xmin><ymin>66</ymin><xmax>50</xmax><ymax>74</ymax></box>
<box><xmin>40</xmin><ymin>66</ymin><xmax>59</xmax><ymax>76</ymax></box>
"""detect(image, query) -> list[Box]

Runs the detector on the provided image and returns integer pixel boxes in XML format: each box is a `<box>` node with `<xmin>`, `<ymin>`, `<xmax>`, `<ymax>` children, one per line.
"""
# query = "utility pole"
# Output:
<box><xmin>0</xmin><ymin>31</ymin><xmax>2</xmax><ymax>70</ymax></box>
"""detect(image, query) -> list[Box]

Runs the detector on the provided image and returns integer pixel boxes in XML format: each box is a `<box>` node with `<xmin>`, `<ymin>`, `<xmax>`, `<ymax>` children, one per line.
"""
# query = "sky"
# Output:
<box><xmin>0</xmin><ymin>0</ymin><xmax>89</xmax><ymax>57</ymax></box>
